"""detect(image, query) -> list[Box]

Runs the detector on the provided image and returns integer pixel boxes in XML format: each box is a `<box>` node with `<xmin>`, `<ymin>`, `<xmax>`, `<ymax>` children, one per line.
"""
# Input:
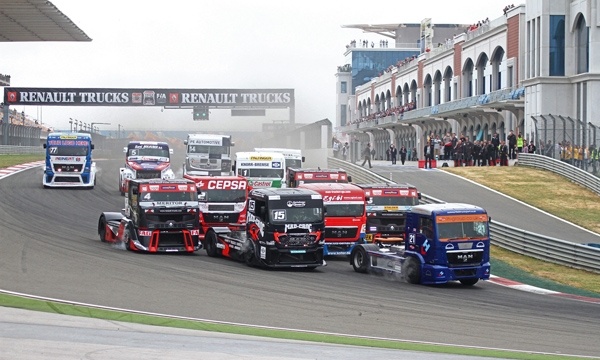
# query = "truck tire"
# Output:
<box><xmin>459</xmin><ymin>278</ymin><xmax>479</xmax><ymax>286</ymax></box>
<box><xmin>351</xmin><ymin>246</ymin><xmax>369</xmax><ymax>273</ymax></box>
<box><xmin>205</xmin><ymin>231</ymin><xmax>219</xmax><ymax>257</ymax></box>
<box><xmin>244</xmin><ymin>242</ymin><xmax>258</xmax><ymax>267</ymax></box>
<box><xmin>122</xmin><ymin>225</ymin><xmax>135</xmax><ymax>251</ymax></box>
<box><xmin>403</xmin><ymin>257</ymin><xmax>421</xmax><ymax>284</ymax></box>
<box><xmin>98</xmin><ymin>217</ymin><xmax>107</xmax><ymax>242</ymax></box>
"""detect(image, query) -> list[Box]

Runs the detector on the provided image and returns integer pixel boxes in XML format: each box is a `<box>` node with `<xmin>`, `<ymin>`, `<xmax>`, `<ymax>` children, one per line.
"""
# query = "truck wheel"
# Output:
<box><xmin>244</xmin><ymin>242</ymin><xmax>257</xmax><ymax>267</ymax></box>
<box><xmin>351</xmin><ymin>247</ymin><xmax>369</xmax><ymax>273</ymax></box>
<box><xmin>123</xmin><ymin>226</ymin><xmax>135</xmax><ymax>251</ymax></box>
<box><xmin>459</xmin><ymin>278</ymin><xmax>479</xmax><ymax>286</ymax></box>
<box><xmin>205</xmin><ymin>231</ymin><xmax>219</xmax><ymax>257</ymax></box>
<box><xmin>98</xmin><ymin>217</ymin><xmax>107</xmax><ymax>242</ymax></box>
<box><xmin>403</xmin><ymin>257</ymin><xmax>421</xmax><ymax>284</ymax></box>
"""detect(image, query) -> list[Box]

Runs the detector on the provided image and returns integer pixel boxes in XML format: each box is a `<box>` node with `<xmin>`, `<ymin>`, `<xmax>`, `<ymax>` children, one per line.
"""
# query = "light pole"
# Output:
<box><xmin>91</xmin><ymin>122</ymin><xmax>111</xmax><ymax>135</ymax></box>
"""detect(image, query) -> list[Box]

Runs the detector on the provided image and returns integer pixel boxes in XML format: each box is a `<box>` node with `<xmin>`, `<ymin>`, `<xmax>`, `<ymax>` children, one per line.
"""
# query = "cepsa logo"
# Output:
<box><xmin>207</xmin><ymin>180</ymin><xmax>247</xmax><ymax>190</ymax></box>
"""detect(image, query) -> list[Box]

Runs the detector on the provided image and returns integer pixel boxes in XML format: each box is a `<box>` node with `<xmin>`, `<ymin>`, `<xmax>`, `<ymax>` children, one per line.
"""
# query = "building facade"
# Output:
<box><xmin>335</xmin><ymin>0</ymin><xmax>600</xmax><ymax>160</ymax></box>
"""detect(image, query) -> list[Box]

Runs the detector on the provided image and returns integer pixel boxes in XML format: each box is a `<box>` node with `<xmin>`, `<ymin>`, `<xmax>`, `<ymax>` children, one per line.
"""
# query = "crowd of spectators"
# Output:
<box><xmin>347</xmin><ymin>101</ymin><xmax>416</xmax><ymax>126</ymax></box>
<box><xmin>466</xmin><ymin>18</ymin><xmax>490</xmax><ymax>33</ymax></box>
<box><xmin>503</xmin><ymin>4</ymin><xmax>515</xmax><ymax>16</ymax></box>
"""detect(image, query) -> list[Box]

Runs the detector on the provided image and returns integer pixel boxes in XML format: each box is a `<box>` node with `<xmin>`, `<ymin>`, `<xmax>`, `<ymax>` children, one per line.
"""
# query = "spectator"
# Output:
<box><xmin>390</xmin><ymin>144</ymin><xmax>397</xmax><ymax>164</ymax></box>
<box><xmin>361</xmin><ymin>143</ymin><xmax>372</xmax><ymax>168</ymax></box>
<box><xmin>507</xmin><ymin>130</ymin><xmax>517</xmax><ymax>159</ymax></box>
<box><xmin>342</xmin><ymin>142</ymin><xmax>349</xmax><ymax>161</ymax></box>
<box><xmin>332</xmin><ymin>140</ymin><xmax>340</xmax><ymax>158</ymax></box>
<box><xmin>517</xmin><ymin>133</ymin><xmax>524</xmax><ymax>153</ymax></box>
<box><xmin>399</xmin><ymin>145</ymin><xmax>407</xmax><ymax>165</ymax></box>
<box><xmin>527</xmin><ymin>140</ymin><xmax>536</xmax><ymax>154</ymax></box>
<box><xmin>500</xmin><ymin>140</ymin><xmax>509</xmax><ymax>166</ymax></box>
<box><xmin>424</xmin><ymin>140</ymin><xmax>435</xmax><ymax>169</ymax></box>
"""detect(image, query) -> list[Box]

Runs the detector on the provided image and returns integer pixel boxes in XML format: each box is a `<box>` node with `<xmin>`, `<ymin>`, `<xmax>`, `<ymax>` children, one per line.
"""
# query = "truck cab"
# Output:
<box><xmin>98</xmin><ymin>179</ymin><xmax>201</xmax><ymax>253</ymax></box>
<box><xmin>350</xmin><ymin>203</ymin><xmax>491</xmax><ymax>286</ymax></box>
<box><xmin>355</xmin><ymin>183</ymin><xmax>420</xmax><ymax>245</ymax></box>
<box><xmin>119</xmin><ymin>141</ymin><xmax>175</xmax><ymax>195</ymax></box>
<box><xmin>184</xmin><ymin>134</ymin><xmax>233</xmax><ymax>176</ymax></box>
<box><xmin>286</xmin><ymin>168</ymin><xmax>351</xmax><ymax>188</ymax></box>
<box><xmin>183</xmin><ymin>174</ymin><xmax>248</xmax><ymax>246</ymax></box>
<box><xmin>234</xmin><ymin>151</ymin><xmax>286</xmax><ymax>188</ymax></box>
<box><xmin>297</xmin><ymin>182</ymin><xmax>367</xmax><ymax>256</ymax></box>
<box><xmin>207</xmin><ymin>187</ymin><xmax>325</xmax><ymax>269</ymax></box>
<box><xmin>42</xmin><ymin>132</ymin><xmax>96</xmax><ymax>188</ymax></box>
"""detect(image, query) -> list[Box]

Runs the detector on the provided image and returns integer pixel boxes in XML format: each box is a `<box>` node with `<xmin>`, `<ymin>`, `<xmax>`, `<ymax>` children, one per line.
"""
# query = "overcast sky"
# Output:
<box><xmin>1</xmin><ymin>0</ymin><xmax>513</xmax><ymax>133</ymax></box>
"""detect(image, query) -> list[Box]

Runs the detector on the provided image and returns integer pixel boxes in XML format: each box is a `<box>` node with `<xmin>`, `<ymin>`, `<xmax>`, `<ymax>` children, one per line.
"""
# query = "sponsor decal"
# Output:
<box><xmin>272</xmin><ymin>162</ymin><xmax>281</xmax><ymax>168</ymax></box>
<box><xmin>303</xmin><ymin>174</ymin><xmax>313</xmax><ymax>179</ymax></box>
<box><xmin>206</xmin><ymin>179</ymin><xmax>247</xmax><ymax>190</ymax></box>
<box><xmin>188</xmin><ymin>138</ymin><xmax>223</xmax><ymax>146</ymax></box>
<box><xmin>436</xmin><ymin>214</ymin><xmax>488</xmax><ymax>223</ymax></box>
<box><xmin>141</xmin><ymin>185</ymin><xmax>149</xmax><ymax>192</ymax></box>
<box><xmin>240</xmin><ymin>162</ymin><xmax>269</xmax><ymax>167</ymax></box>
<box><xmin>152</xmin><ymin>201</ymin><xmax>184</xmax><ymax>205</ymax></box>
<box><xmin>260</xmin><ymin>246</ymin><xmax>266</xmax><ymax>259</ymax></box>
<box><xmin>156</xmin><ymin>93</ymin><xmax>167</xmax><ymax>104</ymax></box>
<box><xmin>178</xmin><ymin>185</ymin><xmax>188</xmax><ymax>190</ymax></box>
<box><xmin>251</xmin><ymin>180</ymin><xmax>273</xmax><ymax>187</ymax></box>
<box><xmin>161</xmin><ymin>185</ymin><xmax>177</xmax><ymax>190</ymax></box>
<box><xmin>372</xmin><ymin>190</ymin><xmax>382</xmax><ymax>195</ymax></box>
<box><xmin>143</xmin><ymin>90</ymin><xmax>155</xmax><ymax>105</ymax></box>
<box><xmin>169</xmin><ymin>93</ymin><xmax>180</xmax><ymax>103</ymax></box>
<box><xmin>7</xmin><ymin>91</ymin><xmax>17</xmax><ymax>102</ymax></box>
<box><xmin>55</xmin><ymin>156</ymin><xmax>74</xmax><ymax>161</ymax></box>
<box><xmin>384</xmin><ymin>206</ymin><xmax>399</xmax><ymax>211</ymax></box>
<box><xmin>286</xmin><ymin>200</ymin><xmax>305</xmax><ymax>207</ymax></box>
<box><xmin>330</xmin><ymin>174</ymin><xmax>339</xmax><ymax>179</ymax></box>
<box><xmin>250</xmin><ymin>156</ymin><xmax>272</xmax><ymax>161</ymax></box>
<box><xmin>190</xmin><ymin>229</ymin><xmax>200</xmax><ymax>236</ymax></box>
<box><xmin>284</xmin><ymin>223</ymin><xmax>312</xmax><ymax>231</ymax></box>
<box><xmin>322</xmin><ymin>195</ymin><xmax>343</xmax><ymax>202</ymax></box>
<box><xmin>399</xmin><ymin>190</ymin><xmax>409</xmax><ymax>195</ymax></box>
<box><xmin>138</xmin><ymin>230</ymin><xmax>152</xmax><ymax>237</ymax></box>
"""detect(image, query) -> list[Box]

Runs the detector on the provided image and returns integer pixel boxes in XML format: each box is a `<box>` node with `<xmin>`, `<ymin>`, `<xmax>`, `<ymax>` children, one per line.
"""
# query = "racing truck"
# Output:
<box><xmin>183</xmin><ymin>133</ymin><xmax>233</xmax><ymax>176</ymax></box>
<box><xmin>42</xmin><ymin>132</ymin><xmax>96</xmax><ymax>188</ymax></box>
<box><xmin>183</xmin><ymin>174</ymin><xmax>249</xmax><ymax>249</ymax></box>
<box><xmin>286</xmin><ymin>167</ymin><xmax>351</xmax><ymax>188</ymax></box>
<box><xmin>355</xmin><ymin>183</ymin><xmax>420</xmax><ymax>246</ymax></box>
<box><xmin>98</xmin><ymin>178</ymin><xmax>201</xmax><ymax>253</ymax></box>
<box><xmin>350</xmin><ymin>203</ymin><xmax>491</xmax><ymax>286</ymax></box>
<box><xmin>119</xmin><ymin>141</ymin><xmax>175</xmax><ymax>195</ymax></box>
<box><xmin>234</xmin><ymin>151</ymin><xmax>286</xmax><ymax>188</ymax></box>
<box><xmin>207</xmin><ymin>187</ymin><xmax>325</xmax><ymax>269</ymax></box>
<box><xmin>297</xmin><ymin>182</ymin><xmax>367</xmax><ymax>256</ymax></box>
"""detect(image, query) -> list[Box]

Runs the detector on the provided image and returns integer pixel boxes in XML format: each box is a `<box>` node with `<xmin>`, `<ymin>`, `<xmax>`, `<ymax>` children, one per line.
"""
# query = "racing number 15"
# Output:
<box><xmin>272</xmin><ymin>210</ymin><xmax>286</xmax><ymax>221</ymax></box>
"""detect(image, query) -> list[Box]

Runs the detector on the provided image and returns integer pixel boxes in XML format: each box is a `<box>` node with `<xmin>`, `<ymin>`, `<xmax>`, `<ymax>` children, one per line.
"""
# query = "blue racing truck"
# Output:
<box><xmin>350</xmin><ymin>203</ymin><xmax>491</xmax><ymax>286</ymax></box>
<box><xmin>43</xmin><ymin>132</ymin><xmax>96</xmax><ymax>188</ymax></box>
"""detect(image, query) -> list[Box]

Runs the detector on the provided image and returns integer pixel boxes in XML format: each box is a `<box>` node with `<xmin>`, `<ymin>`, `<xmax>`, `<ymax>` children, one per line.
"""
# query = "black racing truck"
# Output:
<box><xmin>98</xmin><ymin>178</ymin><xmax>201</xmax><ymax>253</ymax></box>
<box><xmin>206</xmin><ymin>187</ymin><xmax>325</xmax><ymax>269</ymax></box>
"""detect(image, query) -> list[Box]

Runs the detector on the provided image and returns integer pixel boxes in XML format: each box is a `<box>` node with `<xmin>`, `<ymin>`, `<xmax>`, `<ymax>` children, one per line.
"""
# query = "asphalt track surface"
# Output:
<box><xmin>0</xmin><ymin>156</ymin><xmax>599</xmax><ymax>358</ymax></box>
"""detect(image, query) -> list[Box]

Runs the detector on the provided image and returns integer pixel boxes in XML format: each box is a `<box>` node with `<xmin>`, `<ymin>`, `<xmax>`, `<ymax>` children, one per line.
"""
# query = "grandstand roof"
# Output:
<box><xmin>0</xmin><ymin>0</ymin><xmax>91</xmax><ymax>42</ymax></box>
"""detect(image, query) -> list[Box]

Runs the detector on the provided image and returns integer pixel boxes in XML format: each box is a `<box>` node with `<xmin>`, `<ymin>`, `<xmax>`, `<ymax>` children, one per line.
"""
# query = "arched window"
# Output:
<box><xmin>576</xmin><ymin>15</ymin><xmax>589</xmax><ymax>74</ymax></box>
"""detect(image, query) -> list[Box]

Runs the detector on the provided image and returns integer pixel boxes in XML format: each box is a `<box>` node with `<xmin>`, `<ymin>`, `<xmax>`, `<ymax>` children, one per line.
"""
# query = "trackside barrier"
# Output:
<box><xmin>328</xmin><ymin>157</ymin><xmax>600</xmax><ymax>273</ymax></box>
<box><xmin>516</xmin><ymin>153</ymin><xmax>600</xmax><ymax>196</ymax></box>
<box><xmin>0</xmin><ymin>145</ymin><xmax>44</xmax><ymax>155</ymax></box>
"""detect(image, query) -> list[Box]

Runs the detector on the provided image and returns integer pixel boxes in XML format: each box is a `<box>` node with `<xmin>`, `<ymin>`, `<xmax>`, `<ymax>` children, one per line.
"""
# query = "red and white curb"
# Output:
<box><xmin>0</xmin><ymin>161</ymin><xmax>44</xmax><ymax>179</ymax></box>
<box><xmin>489</xmin><ymin>275</ymin><xmax>600</xmax><ymax>304</ymax></box>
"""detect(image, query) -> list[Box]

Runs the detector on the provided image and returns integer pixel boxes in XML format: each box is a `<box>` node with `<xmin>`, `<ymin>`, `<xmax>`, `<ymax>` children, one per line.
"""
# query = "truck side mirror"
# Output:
<box><xmin>323</xmin><ymin>205</ymin><xmax>327</xmax><ymax>215</ymax></box>
<box><xmin>347</xmin><ymin>175</ymin><xmax>352</xmax><ymax>183</ymax></box>
<box><xmin>43</xmin><ymin>143</ymin><xmax>47</xmax><ymax>149</ymax></box>
<box><xmin>417</xmin><ymin>192</ymin><xmax>422</xmax><ymax>199</ymax></box>
<box><xmin>169</xmin><ymin>149</ymin><xmax>174</xmax><ymax>155</ymax></box>
<box><xmin>91</xmin><ymin>144</ymin><xmax>95</xmax><ymax>150</ymax></box>
<box><xmin>302</xmin><ymin>156</ymin><xmax>305</xmax><ymax>162</ymax></box>
<box><xmin>231</xmin><ymin>142</ymin><xmax>235</xmax><ymax>147</ymax></box>
<box><xmin>123</xmin><ymin>147</ymin><xmax>127</xmax><ymax>153</ymax></box>
<box><xmin>184</xmin><ymin>140</ymin><xmax>188</xmax><ymax>145</ymax></box>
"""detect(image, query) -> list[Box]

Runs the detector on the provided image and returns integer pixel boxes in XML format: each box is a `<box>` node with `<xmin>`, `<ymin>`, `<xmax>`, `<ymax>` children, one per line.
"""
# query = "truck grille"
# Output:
<box><xmin>136</xmin><ymin>170</ymin><xmax>161</xmax><ymax>179</ymax></box>
<box><xmin>324</xmin><ymin>227</ymin><xmax>357</xmax><ymax>239</ymax></box>
<box><xmin>202</xmin><ymin>212</ymin><xmax>239</xmax><ymax>223</ymax></box>
<box><xmin>155</xmin><ymin>232</ymin><xmax>189</xmax><ymax>248</ymax></box>
<box><xmin>447</xmin><ymin>251</ymin><xmax>484</xmax><ymax>267</ymax></box>
<box><xmin>54</xmin><ymin>164</ymin><xmax>83</xmax><ymax>172</ymax></box>
<box><xmin>280</xmin><ymin>233</ymin><xmax>314</xmax><ymax>246</ymax></box>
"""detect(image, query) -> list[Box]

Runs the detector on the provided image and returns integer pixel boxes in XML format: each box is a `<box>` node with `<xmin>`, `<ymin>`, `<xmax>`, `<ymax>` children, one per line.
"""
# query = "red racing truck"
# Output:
<box><xmin>355</xmin><ymin>183</ymin><xmax>420</xmax><ymax>246</ymax></box>
<box><xmin>286</xmin><ymin>168</ymin><xmax>351</xmax><ymax>187</ymax></box>
<box><xmin>298</xmin><ymin>182</ymin><xmax>367</xmax><ymax>256</ymax></box>
<box><xmin>183</xmin><ymin>175</ymin><xmax>248</xmax><ymax>254</ymax></box>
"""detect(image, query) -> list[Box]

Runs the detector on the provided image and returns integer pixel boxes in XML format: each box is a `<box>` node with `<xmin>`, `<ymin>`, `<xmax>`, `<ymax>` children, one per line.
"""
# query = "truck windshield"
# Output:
<box><xmin>187</xmin><ymin>145</ymin><xmax>229</xmax><ymax>155</ymax></box>
<box><xmin>437</xmin><ymin>221</ymin><xmax>488</xmax><ymax>240</ymax></box>
<box><xmin>199</xmin><ymin>189</ymin><xmax>246</xmax><ymax>203</ymax></box>
<box><xmin>369</xmin><ymin>196</ymin><xmax>419</xmax><ymax>206</ymax></box>
<box><xmin>270</xmin><ymin>207</ymin><xmax>323</xmax><ymax>223</ymax></box>
<box><xmin>48</xmin><ymin>146</ymin><xmax>88</xmax><ymax>156</ymax></box>
<box><xmin>238</xmin><ymin>168</ymin><xmax>283</xmax><ymax>178</ymax></box>
<box><xmin>286</xmin><ymin>159</ymin><xmax>302</xmax><ymax>168</ymax></box>
<box><xmin>128</xmin><ymin>148</ymin><xmax>170</xmax><ymax>158</ymax></box>
<box><xmin>325</xmin><ymin>203</ymin><xmax>364</xmax><ymax>217</ymax></box>
<box><xmin>140</xmin><ymin>191</ymin><xmax>197</xmax><ymax>202</ymax></box>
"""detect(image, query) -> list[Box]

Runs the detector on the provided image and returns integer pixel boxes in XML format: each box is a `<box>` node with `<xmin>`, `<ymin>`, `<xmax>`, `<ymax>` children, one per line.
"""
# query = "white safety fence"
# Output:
<box><xmin>0</xmin><ymin>145</ymin><xmax>44</xmax><ymax>154</ymax></box>
<box><xmin>328</xmin><ymin>156</ymin><xmax>600</xmax><ymax>273</ymax></box>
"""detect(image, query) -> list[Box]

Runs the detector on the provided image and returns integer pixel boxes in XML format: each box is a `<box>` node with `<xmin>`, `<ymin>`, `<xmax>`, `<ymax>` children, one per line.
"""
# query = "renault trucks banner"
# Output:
<box><xmin>3</xmin><ymin>88</ymin><xmax>294</xmax><ymax>107</ymax></box>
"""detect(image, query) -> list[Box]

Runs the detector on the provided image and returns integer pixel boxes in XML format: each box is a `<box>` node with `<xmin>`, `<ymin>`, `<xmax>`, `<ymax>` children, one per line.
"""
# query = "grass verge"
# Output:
<box><xmin>0</xmin><ymin>154</ymin><xmax>44</xmax><ymax>168</ymax></box>
<box><xmin>444</xmin><ymin>166</ymin><xmax>600</xmax><ymax>295</ymax></box>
